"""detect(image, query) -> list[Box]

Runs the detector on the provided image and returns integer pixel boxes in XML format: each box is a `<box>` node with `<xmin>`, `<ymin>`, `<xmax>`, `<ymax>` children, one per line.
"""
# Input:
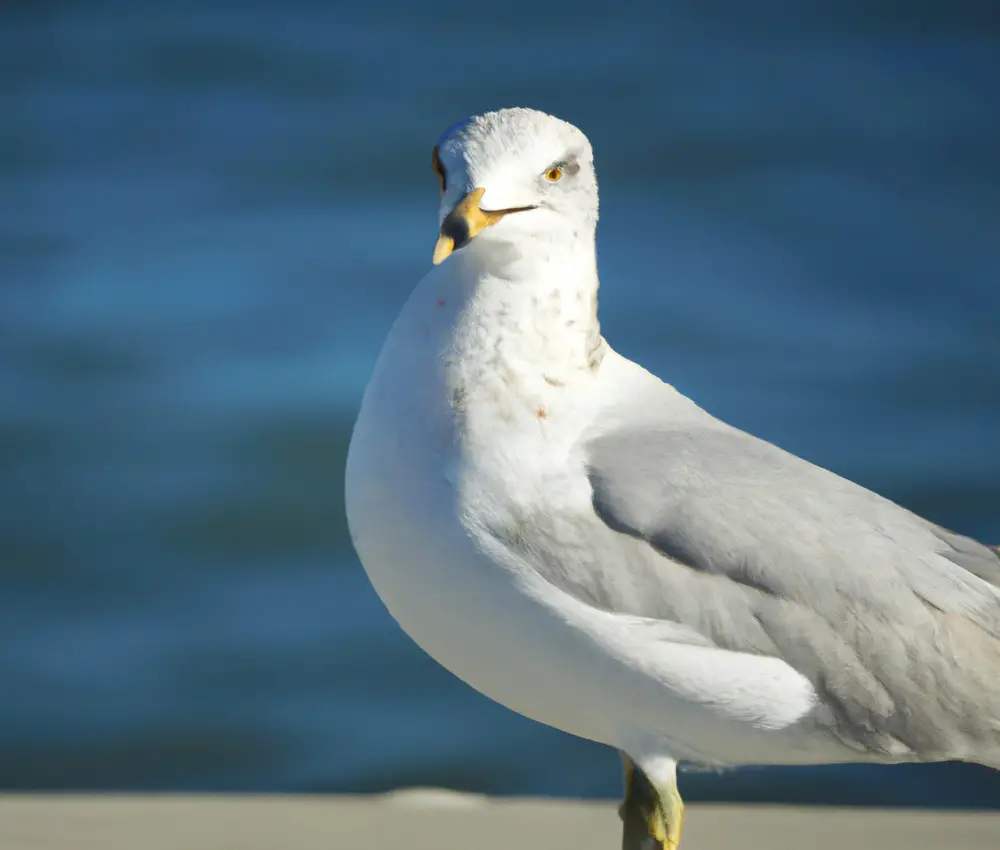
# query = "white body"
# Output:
<box><xmin>346</xmin><ymin>251</ymin><xmax>855</xmax><ymax>769</ymax></box>
<box><xmin>346</xmin><ymin>108</ymin><xmax>1000</xmax><ymax>784</ymax></box>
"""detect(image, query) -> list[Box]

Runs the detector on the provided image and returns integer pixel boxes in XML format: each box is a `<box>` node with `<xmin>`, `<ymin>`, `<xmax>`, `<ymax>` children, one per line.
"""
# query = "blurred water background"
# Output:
<box><xmin>2</xmin><ymin>0</ymin><xmax>1000</xmax><ymax>806</ymax></box>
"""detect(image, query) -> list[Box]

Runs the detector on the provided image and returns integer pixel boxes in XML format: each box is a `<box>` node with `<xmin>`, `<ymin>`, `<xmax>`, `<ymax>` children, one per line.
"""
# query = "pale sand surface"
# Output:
<box><xmin>1</xmin><ymin>791</ymin><xmax>998</xmax><ymax>850</ymax></box>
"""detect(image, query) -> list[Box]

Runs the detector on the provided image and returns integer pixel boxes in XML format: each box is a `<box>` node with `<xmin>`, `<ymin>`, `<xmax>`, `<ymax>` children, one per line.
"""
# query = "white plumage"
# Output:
<box><xmin>346</xmin><ymin>107</ymin><xmax>1000</xmax><ymax>849</ymax></box>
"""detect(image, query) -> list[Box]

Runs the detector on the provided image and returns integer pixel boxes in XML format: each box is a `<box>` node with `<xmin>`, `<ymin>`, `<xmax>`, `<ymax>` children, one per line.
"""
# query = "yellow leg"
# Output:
<box><xmin>619</xmin><ymin>752</ymin><xmax>684</xmax><ymax>850</ymax></box>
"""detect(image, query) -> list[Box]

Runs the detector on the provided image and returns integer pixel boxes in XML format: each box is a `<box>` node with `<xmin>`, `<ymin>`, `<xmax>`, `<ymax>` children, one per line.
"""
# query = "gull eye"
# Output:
<box><xmin>432</xmin><ymin>146</ymin><xmax>446</xmax><ymax>196</ymax></box>
<box><xmin>544</xmin><ymin>166</ymin><xmax>563</xmax><ymax>183</ymax></box>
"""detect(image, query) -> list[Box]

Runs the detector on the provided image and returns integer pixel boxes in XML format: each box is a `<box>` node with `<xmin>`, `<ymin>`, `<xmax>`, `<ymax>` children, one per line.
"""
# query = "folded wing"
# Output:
<box><xmin>585</xmin><ymin>424</ymin><xmax>1000</xmax><ymax>762</ymax></box>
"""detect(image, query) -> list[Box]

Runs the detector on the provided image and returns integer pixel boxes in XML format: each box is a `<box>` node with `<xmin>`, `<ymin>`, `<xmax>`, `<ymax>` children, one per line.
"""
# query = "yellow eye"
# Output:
<box><xmin>545</xmin><ymin>166</ymin><xmax>563</xmax><ymax>182</ymax></box>
<box><xmin>431</xmin><ymin>146</ymin><xmax>446</xmax><ymax>196</ymax></box>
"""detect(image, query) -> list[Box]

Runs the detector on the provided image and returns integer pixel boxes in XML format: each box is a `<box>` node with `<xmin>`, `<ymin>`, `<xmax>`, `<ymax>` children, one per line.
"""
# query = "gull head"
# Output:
<box><xmin>430</xmin><ymin>108</ymin><xmax>598</xmax><ymax>265</ymax></box>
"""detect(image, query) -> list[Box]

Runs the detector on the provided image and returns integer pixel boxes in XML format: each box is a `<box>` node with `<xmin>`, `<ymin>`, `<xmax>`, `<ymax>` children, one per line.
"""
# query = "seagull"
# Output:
<box><xmin>345</xmin><ymin>107</ymin><xmax>1000</xmax><ymax>849</ymax></box>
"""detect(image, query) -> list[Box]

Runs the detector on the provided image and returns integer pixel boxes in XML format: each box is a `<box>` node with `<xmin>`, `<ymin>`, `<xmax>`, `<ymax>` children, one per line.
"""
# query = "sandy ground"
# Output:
<box><xmin>1</xmin><ymin>790</ymin><xmax>998</xmax><ymax>850</ymax></box>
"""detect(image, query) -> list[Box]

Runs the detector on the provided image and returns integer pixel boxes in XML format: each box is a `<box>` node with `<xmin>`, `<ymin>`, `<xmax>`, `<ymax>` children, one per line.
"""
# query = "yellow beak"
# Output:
<box><xmin>432</xmin><ymin>188</ymin><xmax>535</xmax><ymax>265</ymax></box>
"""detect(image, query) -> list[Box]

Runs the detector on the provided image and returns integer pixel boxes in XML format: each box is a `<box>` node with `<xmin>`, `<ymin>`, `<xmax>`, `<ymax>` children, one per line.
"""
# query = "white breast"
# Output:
<box><xmin>346</xmin><ymin>261</ymin><xmax>611</xmax><ymax>742</ymax></box>
<box><xmin>346</xmin><ymin>262</ymin><xmax>847</xmax><ymax>768</ymax></box>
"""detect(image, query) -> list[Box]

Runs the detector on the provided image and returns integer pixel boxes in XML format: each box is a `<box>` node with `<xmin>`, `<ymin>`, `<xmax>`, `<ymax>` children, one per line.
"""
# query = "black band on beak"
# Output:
<box><xmin>439</xmin><ymin>209</ymin><xmax>473</xmax><ymax>252</ymax></box>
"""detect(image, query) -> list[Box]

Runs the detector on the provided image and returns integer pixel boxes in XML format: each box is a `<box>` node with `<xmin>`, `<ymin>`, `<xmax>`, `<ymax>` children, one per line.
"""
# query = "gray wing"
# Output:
<box><xmin>585</xmin><ymin>424</ymin><xmax>1000</xmax><ymax>762</ymax></box>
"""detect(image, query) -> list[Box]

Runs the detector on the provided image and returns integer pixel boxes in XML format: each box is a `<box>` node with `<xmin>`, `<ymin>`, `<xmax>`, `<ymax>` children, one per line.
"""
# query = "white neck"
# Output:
<box><xmin>437</xmin><ymin>234</ymin><xmax>605</xmax><ymax>436</ymax></box>
<box><xmin>455</xmin><ymin>235</ymin><xmax>602</xmax><ymax>369</ymax></box>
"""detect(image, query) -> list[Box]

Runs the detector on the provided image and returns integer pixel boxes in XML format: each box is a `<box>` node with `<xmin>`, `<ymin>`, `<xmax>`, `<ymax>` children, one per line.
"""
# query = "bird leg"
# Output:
<box><xmin>619</xmin><ymin>752</ymin><xmax>684</xmax><ymax>850</ymax></box>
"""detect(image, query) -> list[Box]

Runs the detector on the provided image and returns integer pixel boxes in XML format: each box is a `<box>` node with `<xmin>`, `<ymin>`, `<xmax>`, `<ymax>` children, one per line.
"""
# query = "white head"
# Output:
<box><xmin>430</xmin><ymin>108</ymin><xmax>598</xmax><ymax>265</ymax></box>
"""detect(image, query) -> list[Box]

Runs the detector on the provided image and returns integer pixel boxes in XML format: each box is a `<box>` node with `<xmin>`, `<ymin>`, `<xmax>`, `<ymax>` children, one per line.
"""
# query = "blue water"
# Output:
<box><xmin>2</xmin><ymin>0</ymin><xmax>1000</xmax><ymax>806</ymax></box>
